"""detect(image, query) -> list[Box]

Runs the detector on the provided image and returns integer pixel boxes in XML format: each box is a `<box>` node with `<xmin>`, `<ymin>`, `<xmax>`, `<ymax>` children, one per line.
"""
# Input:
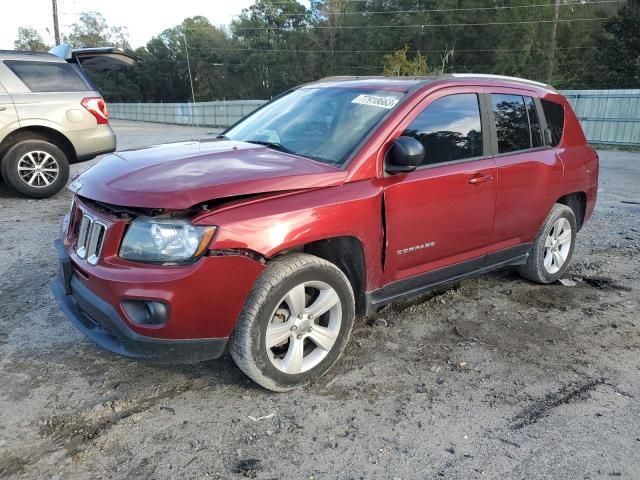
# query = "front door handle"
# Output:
<box><xmin>0</xmin><ymin>106</ymin><xmax>6</xmax><ymax>111</ymax></box>
<box><xmin>467</xmin><ymin>173</ymin><xmax>493</xmax><ymax>185</ymax></box>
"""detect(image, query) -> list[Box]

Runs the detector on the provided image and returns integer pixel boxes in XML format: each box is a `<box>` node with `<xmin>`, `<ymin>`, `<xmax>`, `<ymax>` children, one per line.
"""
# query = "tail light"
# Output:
<box><xmin>81</xmin><ymin>97</ymin><xmax>109</xmax><ymax>125</ymax></box>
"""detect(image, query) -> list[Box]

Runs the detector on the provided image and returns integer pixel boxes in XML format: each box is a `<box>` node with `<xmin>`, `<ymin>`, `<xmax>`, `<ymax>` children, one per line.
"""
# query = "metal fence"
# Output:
<box><xmin>110</xmin><ymin>89</ymin><xmax>640</xmax><ymax>146</ymax></box>
<box><xmin>563</xmin><ymin>89</ymin><xmax>640</xmax><ymax>146</ymax></box>
<box><xmin>109</xmin><ymin>100</ymin><xmax>268</xmax><ymax>129</ymax></box>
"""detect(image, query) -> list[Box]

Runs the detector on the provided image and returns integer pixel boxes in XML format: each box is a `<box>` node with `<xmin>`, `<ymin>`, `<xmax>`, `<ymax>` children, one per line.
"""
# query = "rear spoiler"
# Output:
<box><xmin>50</xmin><ymin>44</ymin><xmax>141</xmax><ymax>71</ymax></box>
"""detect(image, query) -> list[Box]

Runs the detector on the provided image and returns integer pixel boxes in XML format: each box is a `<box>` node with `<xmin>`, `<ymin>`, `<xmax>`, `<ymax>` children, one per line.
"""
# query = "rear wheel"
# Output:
<box><xmin>1</xmin><ymin>140</ymin><xmax>69</xmax><ymax>198</ymax></box>
<box><xmin>230</xmin><ymin>253</ymin><xmax>355</xmax><ymax>392</ymax></box>
<box><xmin>518</xmin><ymin>203</ymin><xmax>577</xmax><ymax>284</ymax></box>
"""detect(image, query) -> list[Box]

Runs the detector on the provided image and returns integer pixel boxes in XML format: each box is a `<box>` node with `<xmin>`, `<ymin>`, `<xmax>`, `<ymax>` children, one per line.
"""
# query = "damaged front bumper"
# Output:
<box><xmin>51</xmin><ymin>239</ymin><xmax>265</xmax><ymax>363</ymax></box>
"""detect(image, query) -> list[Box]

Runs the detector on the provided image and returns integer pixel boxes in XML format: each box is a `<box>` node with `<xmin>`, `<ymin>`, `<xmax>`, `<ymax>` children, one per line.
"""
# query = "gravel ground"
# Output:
<box><xmin>0</xmin><ymin>120</ymin><xmax>639</xmax><ymax>480</ymax></box>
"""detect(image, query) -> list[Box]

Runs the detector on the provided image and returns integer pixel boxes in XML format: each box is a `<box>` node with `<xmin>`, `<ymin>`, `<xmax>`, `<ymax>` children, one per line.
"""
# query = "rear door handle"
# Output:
<box><xmin>467</xmin><ymin>173</ymin><xmax>494</xmax><ymax>185</ymax></box>
<box><xmin>0</xmin><ymin>107</ymin><xmax>6</xmax><ymax>111</ymax></box>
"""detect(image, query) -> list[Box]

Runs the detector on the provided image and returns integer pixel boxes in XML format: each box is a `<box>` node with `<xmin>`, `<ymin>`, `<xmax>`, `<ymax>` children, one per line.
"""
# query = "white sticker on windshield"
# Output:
<box><xmin>351</xmin><ymin>94</ymin><xmax>399</xmax><ymax>109</ymax></box>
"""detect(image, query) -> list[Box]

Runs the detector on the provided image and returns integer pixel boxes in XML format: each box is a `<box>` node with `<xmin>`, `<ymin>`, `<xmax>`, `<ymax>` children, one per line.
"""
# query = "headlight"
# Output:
<box><xmin>119</xmin><ymin>217</ymin><xmax>216</xmax><ymax>263</ymax></box>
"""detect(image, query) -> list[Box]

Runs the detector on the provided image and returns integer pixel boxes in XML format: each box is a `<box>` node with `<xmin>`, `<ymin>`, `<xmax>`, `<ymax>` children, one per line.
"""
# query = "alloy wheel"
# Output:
<box><xmin>543</xmin><ymin>217</ymin><xmax>572</xmax><ymax>274</ymax></box>
<box><xmin>265</xmin><ymin>280</ymin><xmax>342</xmax><ymax>375</ymax></box>
<box><xmin>17</xmin><ymin>151</ymin><xmax>60</xmax><ymax>188</ymax></box>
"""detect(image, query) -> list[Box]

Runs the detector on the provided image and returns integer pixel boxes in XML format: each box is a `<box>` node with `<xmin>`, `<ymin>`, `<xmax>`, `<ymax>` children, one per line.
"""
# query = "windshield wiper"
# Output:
<box><xmin>216</xmin><ymin>134</ymin><xmax>230</xmax><ymax>140</ymax></box>
<box><xmin>246</xmin><ymin>140</ymin><xmax>295</xmax><ymax>155</ymax></box>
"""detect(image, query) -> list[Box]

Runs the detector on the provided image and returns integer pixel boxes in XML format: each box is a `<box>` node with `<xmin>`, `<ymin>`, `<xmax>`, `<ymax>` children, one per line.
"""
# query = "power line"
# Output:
<box><xmin>139</xmin><ymin>59</ymin><xmax>598</xmax><ymax>70</ymax></box>
<box><xmin>58</xmin><ymin>0</ymin><xmax>622</xmax><ymax>21</ymax></box>
<box><xmin>56</xmin><ymin>0</ymin><xmax>622</xmax><ymax>13</ymax></box>
<box><xmin>231</xmin><ymin>17</ymin><xmax>608</xmax><ymax>31</ymax></box>
<box><xmin>229</xmin><ymin>0</ymin><xmax>623</xmax><ymax>17</ymax></box>
<box><xmin>252</xmin><ymin>0</ymin><xmax>617</xmax><ymax>5</ymax></box>
<box><xmin>177</xmin><ymin>45</ymin><xmax>600</xmax><ymax>54</ymax></box>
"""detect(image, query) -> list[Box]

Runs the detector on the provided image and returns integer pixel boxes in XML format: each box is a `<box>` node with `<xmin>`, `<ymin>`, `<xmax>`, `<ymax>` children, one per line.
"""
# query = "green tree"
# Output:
<box><xmin>179</xmin><ymin>16</ymin><xmax>242</xmax><ymax>101</ymax></box>
<box><xmin>62</xmin><ymin>12</ymin><xmax>135</xmax><ymax>102</ymax></box>
<box><xmin>382</xmin><ymin>47</ymin><xmax>430</xmax><ymax>76</ymax></box>
<box><xmin>130</xmin><ymin>17</ymin><xmax>241</xmax><ymax>102</ymax></box>
<box><xmin>14</xmin><ymin>27</ymin><xmax>49</xmax><ymax>51</ymax></box>
<box><xmin>594</xmin><ymin>0</ymin><xmax>640</xmax><ymax>87</ymax></box>
<box><xmin>64</xmin><ymin>12</ymin><xmax>130</xmax><ymax>49</ymax></box>
<box><xmin>72</xmin><ymin>1</ymin><xmax>627</xmax><ymax>102</ymax></box>
<box><xmin>232</xmin><ymin>0</ymin><xmax>312</xmax><ymax>98</ymax></box>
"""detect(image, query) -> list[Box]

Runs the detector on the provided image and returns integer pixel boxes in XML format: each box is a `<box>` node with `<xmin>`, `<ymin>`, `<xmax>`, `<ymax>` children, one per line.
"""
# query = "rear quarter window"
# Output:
<box><xmin>541</xmin><ymin>99</ymin><xmax>565</xmax><ymax>147</ymax></box>
<box><xmin>3</xmin><ymin>60</ymin><xmax>89</xmax><ymax>93</ymax></box>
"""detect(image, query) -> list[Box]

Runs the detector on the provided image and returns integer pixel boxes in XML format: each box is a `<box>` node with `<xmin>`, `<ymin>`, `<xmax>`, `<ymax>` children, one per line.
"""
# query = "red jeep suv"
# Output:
<box><xmin>52</xmin><ymin>75</ymin><xmax>598</xmax><ymax>391</ymax></box>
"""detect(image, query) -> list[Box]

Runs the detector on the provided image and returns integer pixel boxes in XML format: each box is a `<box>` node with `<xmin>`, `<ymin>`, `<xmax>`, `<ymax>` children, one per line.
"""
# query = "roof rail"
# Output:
<box><xmin>316</xmin><ymin>75</ymin><xmax>433</xmax><ymax>82</ymax></box>
<box><xmin>0</xmin><ymin>49</ymin><xmax>54</xmax><ymax>57</ymax></box>
<box><xmin>310</xmin><ymin>74</ymin><xmax>556</xmax><ymax>92</ymax></box>
<box><xmin>450</xmin><ymin>73</ymin><xmax>551</xmax><ymax>89</ymax></box>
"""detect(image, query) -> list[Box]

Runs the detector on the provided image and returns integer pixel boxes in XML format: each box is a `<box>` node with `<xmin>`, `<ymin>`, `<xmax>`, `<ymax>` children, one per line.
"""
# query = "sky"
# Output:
<box><xmin>1</xmin><ymin>0</ymin><xmax>283</xmax><ymax>50</ymax></box>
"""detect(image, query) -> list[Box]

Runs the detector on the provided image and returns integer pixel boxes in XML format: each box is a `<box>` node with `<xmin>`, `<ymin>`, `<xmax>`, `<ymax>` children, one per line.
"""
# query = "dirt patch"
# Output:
<box><xmin>581</xmin><ymin>275</ymin><xmax>631</xmax><ymax>291</ymax></box>
<box><xmin>0</xmin><ymin>452</ymin><xmax>27</xmax><ymax>478</ymax></box>
<box><xmin>231</xmin><ymin>458</ymin><xmax>262</xmax><ymax>478</ymax></box>
<box><xmin>37</xmin><ymin>381</ymin><xmax>197</xmax><ymax>456</ymax></box>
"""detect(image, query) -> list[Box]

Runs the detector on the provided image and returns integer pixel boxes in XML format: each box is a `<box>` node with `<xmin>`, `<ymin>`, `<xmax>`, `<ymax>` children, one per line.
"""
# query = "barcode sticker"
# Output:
<box><xmin>351</xmin><ymin>94</ymin><xmax>399</xmax><ymax>109</ymax></box>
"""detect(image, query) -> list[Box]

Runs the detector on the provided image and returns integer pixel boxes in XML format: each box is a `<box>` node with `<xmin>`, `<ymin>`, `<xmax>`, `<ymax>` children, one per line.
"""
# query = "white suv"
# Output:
<box><xmin>0</xmin><ymin>45</ymin><xmax>137</xmax><ymax>198</ymax></box>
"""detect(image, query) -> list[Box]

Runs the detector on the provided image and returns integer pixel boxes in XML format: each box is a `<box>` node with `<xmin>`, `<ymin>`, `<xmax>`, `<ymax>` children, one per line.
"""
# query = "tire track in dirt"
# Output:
<box><xmin>510</xmin><ymin>377</ymin><xmax>606</xmax><ymax>430</ymax></box>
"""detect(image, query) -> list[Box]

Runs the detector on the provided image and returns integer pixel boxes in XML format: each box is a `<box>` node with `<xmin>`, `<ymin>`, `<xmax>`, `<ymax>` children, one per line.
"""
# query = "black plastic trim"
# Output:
<box><xmin>365</xmin><ymin>244</ymin><xmax>531</xmax><ymax>313</ymax></box>
<box><xmin>485</xmin><ymin>243</ymin><xmax>531</xmax><ymax>266</ymax></box>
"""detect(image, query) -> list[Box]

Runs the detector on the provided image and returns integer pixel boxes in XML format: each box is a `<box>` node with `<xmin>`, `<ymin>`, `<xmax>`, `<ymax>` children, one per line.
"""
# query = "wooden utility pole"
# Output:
<box><xmin>546</xmin><ymin>0</ymin><xmax>560</xmax><ymax>84</ymax></box>
<box><xmin>52</xmin><ymin>0</ymin><xmax>61</xmax><ymax>45</ymax></box>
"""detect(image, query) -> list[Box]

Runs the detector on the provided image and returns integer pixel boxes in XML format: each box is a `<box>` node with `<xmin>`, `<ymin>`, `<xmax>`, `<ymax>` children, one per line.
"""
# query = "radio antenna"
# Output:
<box><xmin>182</xmin><ymin>30</ymin><xmax>201</xmax><ymax>147</ymax></box>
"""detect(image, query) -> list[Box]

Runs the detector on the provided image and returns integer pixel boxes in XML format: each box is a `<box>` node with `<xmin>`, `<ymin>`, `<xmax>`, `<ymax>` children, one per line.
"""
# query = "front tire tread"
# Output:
<box><xmin>230</xmin><ymin>253</ymin><xmax>354</xmax><ymax>392</ymax></box>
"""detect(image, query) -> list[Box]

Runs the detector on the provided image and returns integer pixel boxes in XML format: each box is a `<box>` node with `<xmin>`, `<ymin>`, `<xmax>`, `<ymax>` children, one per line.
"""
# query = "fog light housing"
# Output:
<box><xmin>122</xmin><ymin>300</ymin><xmax>169</xmax><ymax>326</ymax></box>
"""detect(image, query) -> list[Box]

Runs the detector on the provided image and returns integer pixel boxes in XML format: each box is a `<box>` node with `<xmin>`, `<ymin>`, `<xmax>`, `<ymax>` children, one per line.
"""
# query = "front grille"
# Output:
<box><xmin>75</xmin><ymin>214</ymin><xmax>107</xmax><ymax>266</ymax></box>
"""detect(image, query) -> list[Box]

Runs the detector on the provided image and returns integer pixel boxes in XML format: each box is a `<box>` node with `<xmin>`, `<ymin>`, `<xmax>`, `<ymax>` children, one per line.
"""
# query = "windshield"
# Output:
<box><xmin>225</xmin><ymin>87</ymin><xmax>405</xmax><ymax>166</ymax></box>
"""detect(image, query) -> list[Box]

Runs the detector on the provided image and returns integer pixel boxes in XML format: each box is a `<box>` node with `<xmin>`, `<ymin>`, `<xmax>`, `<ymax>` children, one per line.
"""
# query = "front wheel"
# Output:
<box><xmin>518</xmin><ymin>203</ymin><xmax>577</xmax><ymax>284</ymax></box>
<box><xmin>230</xmin><ymin>253</ymin><xmax>355</xmax><ymax>392</ymax></box>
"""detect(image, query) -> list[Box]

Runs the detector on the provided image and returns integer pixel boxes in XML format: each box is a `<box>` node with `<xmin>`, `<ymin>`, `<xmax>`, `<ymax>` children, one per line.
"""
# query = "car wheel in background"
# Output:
<box><xmin>518</xmin><ymin>203</ymin><xmax>577</xmax><ymax>284</ymax></box>
<box><xmin>230</xmin><ymin>253</ymin><xmax>355</xmax><ymax>392</ymax></box>
<box><xmin>1</xmin><ymin>140</ymin><xmax>70</xmax><ymax>198</ymax></box>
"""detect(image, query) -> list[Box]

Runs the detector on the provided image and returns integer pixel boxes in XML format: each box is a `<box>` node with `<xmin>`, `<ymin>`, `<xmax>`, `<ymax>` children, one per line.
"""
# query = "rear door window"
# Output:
<box><xmin>3</xmin><ymin>60</ymin><xmax>89</xmax><ymax>93</ymax></box>
<box><xmin>490</xmin><ymin>94</ymin><xmax>531</xmax><ymax>153</ymax></box>
<box><xmin>541</xmin><ymin>99</ymin><xmax>565</xmax><ymax>147</ymax></box>
<box><xmin>402</xmin><ymin>93</ymin><xmax>483</xmax><ymax>166</ymax></box>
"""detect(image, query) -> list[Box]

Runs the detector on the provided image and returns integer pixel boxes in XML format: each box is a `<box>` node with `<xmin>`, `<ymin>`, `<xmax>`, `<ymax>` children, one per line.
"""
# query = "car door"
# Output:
<box><xmin>382</xmin><ymin>88</ymin><xmax>497</xmax><ymax>286</ymax></box>
<box><xmin>485</xmin><ymin>90</ymin><xmax>564</xmax><ymax>258</ymax></box>
<box><xmin>0</xmin><ymin>80</ymin><xmax>19</xmax><ymax>139</ymax></box>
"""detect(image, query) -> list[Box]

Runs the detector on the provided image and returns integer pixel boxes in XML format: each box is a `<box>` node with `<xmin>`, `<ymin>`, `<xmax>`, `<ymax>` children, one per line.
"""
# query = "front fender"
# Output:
<box><xmin>195</xmin><ymin>181</ymin><xmax>385</xmax><ymax>291</ymax></box>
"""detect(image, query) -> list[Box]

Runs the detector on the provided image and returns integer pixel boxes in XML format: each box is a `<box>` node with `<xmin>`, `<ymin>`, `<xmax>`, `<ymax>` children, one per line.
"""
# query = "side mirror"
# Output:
<box><xmin>385</xmin><ymin>136</ymin><xmax>425</xmax><ymax>174</ymax></box>
<box><xmin>543</xmin><ymin>128</ymin><xmax>553</xmax><ymax>146</ymax></box>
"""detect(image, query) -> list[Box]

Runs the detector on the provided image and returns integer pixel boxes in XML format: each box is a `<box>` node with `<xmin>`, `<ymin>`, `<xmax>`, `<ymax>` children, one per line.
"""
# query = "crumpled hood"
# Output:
<box><xmin>73</xmin><ymin>140</ymin><xmax>347</xmax><ymax>209</ymax></box>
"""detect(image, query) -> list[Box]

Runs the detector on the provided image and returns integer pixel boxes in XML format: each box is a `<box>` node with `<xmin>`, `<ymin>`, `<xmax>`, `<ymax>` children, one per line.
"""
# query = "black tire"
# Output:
<box><xmin>230</xmin><ymin>253</ymin><xmax>355</xmax><ymax>392</ymax></box>
<box><xmin>518</xmin><ymin>203</ymin><xmax>577</xmax><ymax>284</ymax></box>
<box><xmin>1</xmin><ymin>140</ymin><xmax>69</xmax><ymax>198</ymax></box>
